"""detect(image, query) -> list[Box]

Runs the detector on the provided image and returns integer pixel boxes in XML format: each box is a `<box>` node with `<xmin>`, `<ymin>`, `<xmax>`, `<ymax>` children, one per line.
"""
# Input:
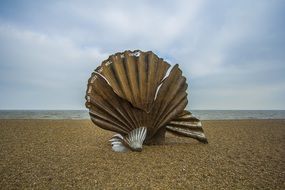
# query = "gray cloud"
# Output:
<box><xmin>0</xmin><ymin>24</ymin><xmax>107</xmax><ymax>109</ymax></box>
<box><xmin>0</xmin><ymin>0</ymin><xmax>284</xmax><ymax>109</ymax></box>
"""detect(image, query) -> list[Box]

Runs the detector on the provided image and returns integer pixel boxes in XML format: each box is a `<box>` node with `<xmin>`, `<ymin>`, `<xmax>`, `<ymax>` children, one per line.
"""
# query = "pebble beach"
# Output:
<box><xmin>0</xmin><ymin>119</ymin><xmax>284</xmax><ymax>189</ymax></box>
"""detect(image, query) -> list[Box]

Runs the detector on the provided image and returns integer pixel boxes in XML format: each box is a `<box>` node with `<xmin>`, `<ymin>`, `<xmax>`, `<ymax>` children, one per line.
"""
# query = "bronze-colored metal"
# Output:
<box><xmin>85</xmin><ymin>50</ymin><xmax>208</xmax><ymax>151</ymax></box>
<box><xmin>166</xmin><ymin>110</ymin><xmax>208</xmax><ymax>143</ymax></box>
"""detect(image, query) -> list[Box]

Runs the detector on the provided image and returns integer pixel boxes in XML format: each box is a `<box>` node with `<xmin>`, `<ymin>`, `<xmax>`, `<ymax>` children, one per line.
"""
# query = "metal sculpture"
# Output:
<box><xmin>85</xmin><ymin>50</ymin><xmax>208</xmax><ymax>152</ymax></box>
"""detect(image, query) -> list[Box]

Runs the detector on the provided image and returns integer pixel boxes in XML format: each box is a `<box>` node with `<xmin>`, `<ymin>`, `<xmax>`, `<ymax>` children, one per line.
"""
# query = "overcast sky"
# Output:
<box><xmin>0</xmin><ymin>0</ymin><xmax>284</xmax><ymax>110</ymax></box>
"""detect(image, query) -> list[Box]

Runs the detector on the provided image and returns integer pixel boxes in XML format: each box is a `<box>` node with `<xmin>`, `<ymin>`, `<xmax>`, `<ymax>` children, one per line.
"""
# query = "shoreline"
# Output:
<box><xmin>1</xmin><ymin>118</ymin><xmax>285</xmax><ymax>121</ymax></box>
<box><xmin>0</xmin><ymin>119</ymin><xmax>284</xmax><ymax>189</ymax></box>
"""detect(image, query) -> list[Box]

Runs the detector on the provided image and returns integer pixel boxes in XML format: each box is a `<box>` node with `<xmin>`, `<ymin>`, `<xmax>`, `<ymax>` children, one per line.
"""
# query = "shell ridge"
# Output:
<box><xmin>149</xmin><ymin>65</ymin><xmax>186</xmax><ymax>133</ymax></box>
<box><xmin>101</xmin><ymin>63</ymin><xmax>124</xmax><ymax>97</ymax></box>
<box><xmin>89</xmin><ymin>109</ymin><xmax>129</xmax><ymax>132</ymax></box>
<box><xmin>124</xmin><ymin>52</ymin><xmax>139</xmax><ymax>107</ymax></box>
<box><xmin>155</xmin><ymin>76</ymin><xmax>186</xmax><ymax>120</ymax></box>
<box><xmin>154</xmin><ymin>92</ymin><xmax>188</xmax><ymax>129</ymax></box>
<box><xmin>156</xmin><ymin>82</ymin><xmax>188</xmax><ymax>122</ymax></box>
<box><xmin>138</xmin><ymin>53</ymin><xmax>148</xmax><ymax>111</ymax></box>
<box><xmin>166</xmin><ymin>111</ymin><xmax>208</xmax><ymax>143</ymax></box>
<box><xmin>146</xmin><ymin>53</ymin><xmax>156</xmax><ymax>111</ymax></box>
<box><xmin>90</xmin><ymin>116</ymin><xmax>128</xmax><ymax>134</ymax></box>
<box><xmin>145</xmin><ymin>53</ymin><xmax>168</xmax><ymax>112</ymax></box>
<box><xmin>111</xmin><ymin>55</ymin><xmax>133</xmax><ymax>102</ymax></box>
<box><xmin>152</xmin><ymin>99</ymin><xmax>188</xmax><ymax>136</ymax></box>
<box><xmin>95</xmin><ymin>72</ymin><xmax>141</xmax><ymax>129</ymax></box>
<box><xmin>89</xmin><ymin>76</ymin><xmax>136</xmax><ymax>131</ymax></box>
<box><xmin>89</xmin><ymin>74</ymin><xmax>140</xmax><ymax>132</ymax></box>
<box><xmin>88</xmin><ymin>95</ymin><xmax>131</xmax><ymax>128</ymax></box>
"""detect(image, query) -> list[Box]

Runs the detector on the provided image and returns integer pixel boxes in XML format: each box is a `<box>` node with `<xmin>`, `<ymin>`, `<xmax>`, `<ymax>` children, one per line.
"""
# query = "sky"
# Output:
<box><xmin>0</xmin><ymin>0</ymin><xmax>285</xmax><ymax>110</ymax></box>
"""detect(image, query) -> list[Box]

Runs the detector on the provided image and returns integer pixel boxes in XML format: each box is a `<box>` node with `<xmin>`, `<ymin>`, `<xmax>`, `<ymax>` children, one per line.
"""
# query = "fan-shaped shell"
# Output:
<box><xmin>110</xmin><ymin>127</ymin><xmax>147</xmax><ymax>152</ymax></box>
<box><xmin>85</xmin><ymin>50</ymin><xmax>208</xmax><ymax>151</ymax></box>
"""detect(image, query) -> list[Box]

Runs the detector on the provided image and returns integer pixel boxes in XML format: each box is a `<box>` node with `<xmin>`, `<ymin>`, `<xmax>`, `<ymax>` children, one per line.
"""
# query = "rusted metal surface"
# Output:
<box><xmin>85</xmin><ymin>50</ymin><xmax>208</xmax><ymax>151</ymax></box>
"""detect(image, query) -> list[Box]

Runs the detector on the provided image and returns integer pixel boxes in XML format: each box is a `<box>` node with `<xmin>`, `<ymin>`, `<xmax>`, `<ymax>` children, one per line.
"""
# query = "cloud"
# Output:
<box><xmin>0</xmin><ymin>24</ymin><xmax>107</xmax><ymax>109</ymax></box>
<box><xmin>0</xmin><ymin>0</ymin><xmax>284</xmax><ymax>109</ymax></box>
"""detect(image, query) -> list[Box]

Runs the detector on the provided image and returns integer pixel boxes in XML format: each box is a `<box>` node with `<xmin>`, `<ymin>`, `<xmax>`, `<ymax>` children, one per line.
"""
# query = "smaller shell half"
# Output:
<box><xmin>110</xmin><ymin>127</ymin><xmax>147</xmax><ymax>152</ymax></box>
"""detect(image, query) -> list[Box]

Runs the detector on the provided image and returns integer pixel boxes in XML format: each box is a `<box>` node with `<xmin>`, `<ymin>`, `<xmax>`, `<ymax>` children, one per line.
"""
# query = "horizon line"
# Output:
<box><xmin>1</xmin><ymin>109</ymin><xmax>285</xmax><ymax>111</ymax></box>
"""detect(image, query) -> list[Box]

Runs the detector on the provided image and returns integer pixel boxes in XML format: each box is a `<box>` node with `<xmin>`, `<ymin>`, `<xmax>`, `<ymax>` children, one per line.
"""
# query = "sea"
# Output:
<box><xmin>0</xmin><ymin>110</ymin><xmax>285</xmax><ymax>120</ymax></box>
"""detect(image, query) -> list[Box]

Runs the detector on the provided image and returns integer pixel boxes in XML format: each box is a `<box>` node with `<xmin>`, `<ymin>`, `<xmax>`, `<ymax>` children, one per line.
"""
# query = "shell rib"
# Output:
<box><xmin>166</xmin><ymin>111</ymin><xmax>208</xmax><ymax>143</ymax></box>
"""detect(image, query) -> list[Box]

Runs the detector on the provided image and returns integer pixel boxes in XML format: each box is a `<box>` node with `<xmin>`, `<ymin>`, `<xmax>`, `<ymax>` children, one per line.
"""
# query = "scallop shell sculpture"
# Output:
<box><xmin>85</xmin><ymin>50</ymin><xmax>208</xmax><ymax>152</ymax></box>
